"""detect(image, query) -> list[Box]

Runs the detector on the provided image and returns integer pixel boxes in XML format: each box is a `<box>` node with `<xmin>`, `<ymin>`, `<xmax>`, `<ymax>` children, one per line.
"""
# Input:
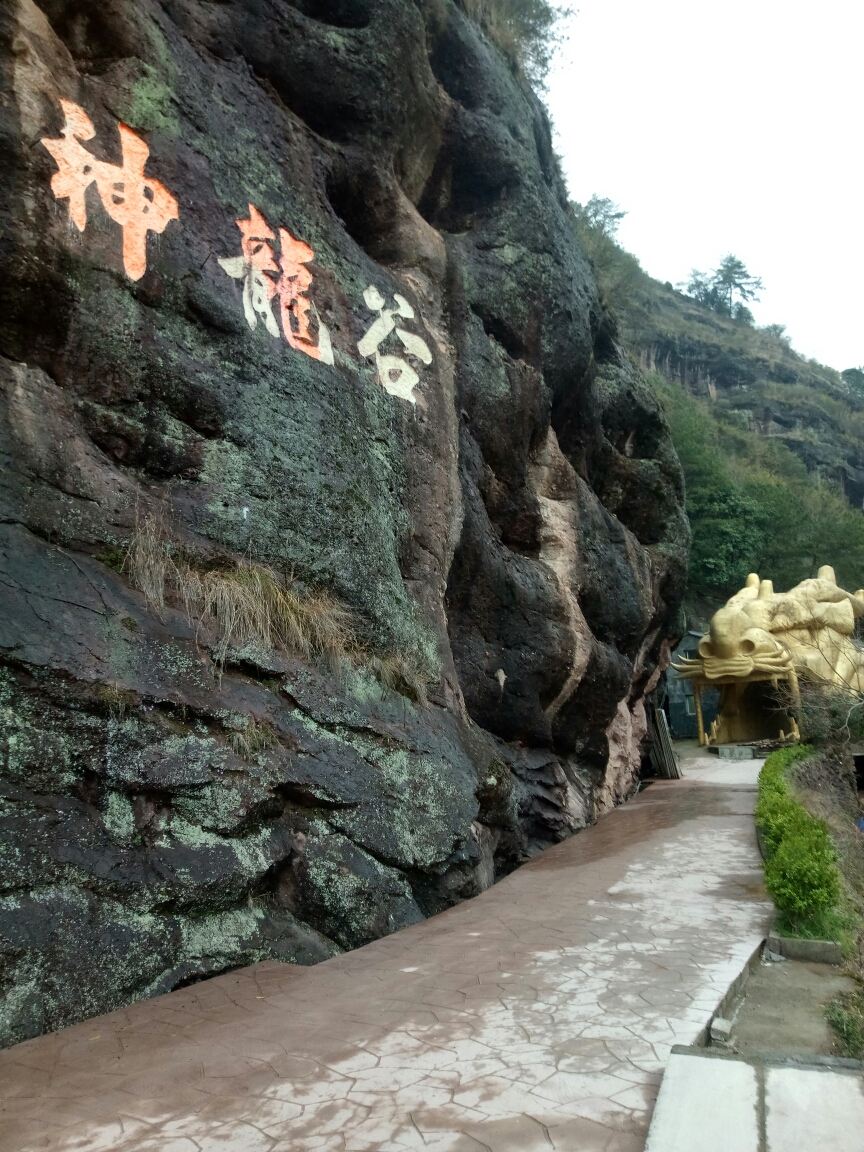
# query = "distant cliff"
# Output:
<box><xmin>625</xmin><ymin>280</ymin><xmax>864</xmax><ymax>509</ymax></box>
<box><xmin>571</xmin><ymin>212</ymin><xmax>864</xmax><ymax>607</ymax></box>
<box><xmin>0</xmin><ymin>0</ymin><xmax>687</xmax><ymax>1045</ymax></box>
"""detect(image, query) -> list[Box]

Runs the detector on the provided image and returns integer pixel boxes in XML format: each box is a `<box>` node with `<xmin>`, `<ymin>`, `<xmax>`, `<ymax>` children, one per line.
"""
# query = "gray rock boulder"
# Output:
<box><xmin>0</xmin><ymin>0</ymin><xmax>688</xmax><ymax>1045</ymax></box>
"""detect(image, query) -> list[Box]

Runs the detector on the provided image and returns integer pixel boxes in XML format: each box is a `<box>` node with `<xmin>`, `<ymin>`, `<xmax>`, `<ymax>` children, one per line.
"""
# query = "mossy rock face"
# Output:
<box><xmin>286</xmin><ymin>831</ymin><xmax>425</xmax><ymax>951</ymax></box>
<box><xmin>0</xmin><ymin>0</ymin><xmax>687</xmax><ymax>1043</ymax></box>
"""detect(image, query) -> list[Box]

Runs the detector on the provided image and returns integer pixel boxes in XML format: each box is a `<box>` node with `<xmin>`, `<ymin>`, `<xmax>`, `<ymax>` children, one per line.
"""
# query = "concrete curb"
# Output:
<box><xmin>755</xmin><ymin>824</ymin><xmax>769</xmax><ymax>861</ymax></box>
<box><xmin>692</xmin><ymin>938</ymin><xmax>765</xmax><ymax>1048</ymax></box>
<box><xmin>767</xmin><ymin>920</ymin><xmax>844</xmax><ymax>965</ymax></box>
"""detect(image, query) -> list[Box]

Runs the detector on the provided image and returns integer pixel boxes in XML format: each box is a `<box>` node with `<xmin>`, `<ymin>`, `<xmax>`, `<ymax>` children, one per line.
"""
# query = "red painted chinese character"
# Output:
<box><xmin>277</xmin><ymin>228</ymin><xmax>332</xmax><ymax>363</ymax></box>
<box><xmin>219</xmin><ymin>206</ymin><xmax>332</xmax><ymax>364</ymax></box>
<box><xmin>41</xmin><ymin>99</ymin><xmax>179</xmax><ymax>281</ymax></box>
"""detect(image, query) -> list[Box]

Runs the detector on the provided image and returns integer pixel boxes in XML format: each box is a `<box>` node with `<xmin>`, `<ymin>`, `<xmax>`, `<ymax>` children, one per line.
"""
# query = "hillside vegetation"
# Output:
<box><xmin>572</xmin><ymin>206</ymin><xmax>864</xmax><ymax>608</ymax></box>
<box><xmin>655</xmin><ymin>374</ymin><xmax>864</xmax><ymax>600</ymax></box>
<box><xmin>457</xmin><ymin>0</ymin><xmax>568</xmax><ymax>82</ymax></box>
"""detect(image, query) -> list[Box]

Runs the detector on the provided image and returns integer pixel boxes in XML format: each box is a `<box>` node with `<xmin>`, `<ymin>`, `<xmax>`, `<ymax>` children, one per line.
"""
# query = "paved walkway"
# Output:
<box><xmin>0</xmin><ymin>752</ymin><xmax>773</xmax><ymax>1152</ymax></box>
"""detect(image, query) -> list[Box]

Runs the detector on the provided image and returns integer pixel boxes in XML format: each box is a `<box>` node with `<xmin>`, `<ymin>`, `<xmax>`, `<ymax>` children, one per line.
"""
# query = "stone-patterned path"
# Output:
<box><xmin>0</xmin><ymin>758</ymin><xmax>772</xmax><ymax>1152</ymax></box>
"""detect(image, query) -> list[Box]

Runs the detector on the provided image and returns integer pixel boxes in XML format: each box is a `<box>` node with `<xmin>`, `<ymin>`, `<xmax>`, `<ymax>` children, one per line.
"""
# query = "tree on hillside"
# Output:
<box><xmin>713</xmin><ymin>255</ymin><xmax>763</xmax><ymax>313</ymax></box>
<box><xmin>569</xmin><ymin>195</ymin><xmax>643</xmax><ymax>313</ymax></box>
<box><xmin>761</xmin><ymin>323</ymin><xmax>791</xmax><ymax>344</ymax></box>
<box><xmin>683</xmin><ymin>254</ymin><xmax>763</xmax><ymax>324</ymax></box>
<box><xmin>572</xmin><ymin>195</ymin><xmax>626</xmax><ymax>237</ymax></box>
<box><xmin>841</xmin><ymin>367</ymin><xmax>864</xmax><ymax>398</ymax></box>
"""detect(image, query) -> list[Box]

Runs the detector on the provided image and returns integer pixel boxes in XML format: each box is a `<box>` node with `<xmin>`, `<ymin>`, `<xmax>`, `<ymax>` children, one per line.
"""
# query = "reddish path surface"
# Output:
<box><xmin>0</xmin><ymin>763</ymin><xmax>772</xmax><ymax>1152</ymax></box>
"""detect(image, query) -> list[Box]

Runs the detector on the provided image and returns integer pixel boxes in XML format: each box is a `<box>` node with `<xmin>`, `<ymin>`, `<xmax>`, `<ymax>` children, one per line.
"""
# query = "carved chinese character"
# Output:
<box><xmin>357</xmin><ymin>285</ymin><xmax>432</xmax><ymax>404</ymax></box>
<box><xmin>218</xmin><ymin>205</ymin><xmax>333</xmax><ymax>364</ymax></box>
<box><xmin>41</xmin><ymin>99</ymin><xmax>179</xmax><ymax>281</ymax></box>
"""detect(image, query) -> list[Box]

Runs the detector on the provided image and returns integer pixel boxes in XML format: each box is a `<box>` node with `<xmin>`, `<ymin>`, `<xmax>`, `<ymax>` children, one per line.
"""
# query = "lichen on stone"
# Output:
<box><xmin>0</xmin><ymin>0</ymin><xmax>687</xmax><ymax>1046</ymax></box>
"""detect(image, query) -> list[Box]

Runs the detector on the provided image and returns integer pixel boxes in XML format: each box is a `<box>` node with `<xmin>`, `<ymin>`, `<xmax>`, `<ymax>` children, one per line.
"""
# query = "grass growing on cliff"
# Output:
<box><xmin>458</xmin><ymin>0</ymin><xmax>569</xmax><ymax>83</ymax></box>
<box><xmin>225</xmin><ymin>716</ymin><xmax>278</xmax><ymax>761</ymax></box>
<box><xmin>364</xmin><ymin>653</ymin><xmax>431</xmax><ymax>705</ymax></box>
<box><xmin>124</xmin><ymin>514</ymin><xmax>432</xmax><ymax>700</ymax></box>
<box><xmin>179</xmin><ymin>563</ymin><xmax>354</xmax><ymax>673</ymax></box>
<box><xmin>126</xmin><ymin>511</ymin><xmax>174</xmax><ymax>608</ymax></box>
<box><xmin>126</xmin><ymin>514</ymin><xmax>353</xmax><ymax>670</ymax></box>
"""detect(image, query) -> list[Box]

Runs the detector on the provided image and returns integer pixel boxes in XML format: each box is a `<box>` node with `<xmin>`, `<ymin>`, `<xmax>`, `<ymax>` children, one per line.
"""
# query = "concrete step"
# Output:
<box><xmin>645</xmin><ymin>1046</ymin><xmax>864</xmax><ymax>1152</ymax></box>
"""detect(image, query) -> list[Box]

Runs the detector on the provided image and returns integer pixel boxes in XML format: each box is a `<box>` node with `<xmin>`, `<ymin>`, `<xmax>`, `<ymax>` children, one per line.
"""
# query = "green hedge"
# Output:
<box><xmin>755</xmin><ymin>746</ymin><xmax>841</xmax><ymax>920</ymax></box>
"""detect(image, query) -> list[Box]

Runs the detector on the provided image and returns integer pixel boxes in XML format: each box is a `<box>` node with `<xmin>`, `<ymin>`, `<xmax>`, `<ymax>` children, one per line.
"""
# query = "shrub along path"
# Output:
<box><xmin>0</xmin><ymin>753</ymin><xmax>773</xmax><ymax>1152</ymax></box>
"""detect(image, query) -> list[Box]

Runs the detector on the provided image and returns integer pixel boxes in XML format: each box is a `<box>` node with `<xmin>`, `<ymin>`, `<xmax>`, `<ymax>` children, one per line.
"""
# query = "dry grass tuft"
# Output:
<box><xmin>125</xmin><ymin>511</ymin><xmax>172</xmax><ymax>608</ymax></box>
<box><xmin>122</xmin><ymin>516</ymin><xmax>432</xmax><ymax>701</ymax></box>
<box><xmin>366</xmin><ymin>652</ymin><xmax>431</xmax><ymax>706</ymax></box>
<box><xmin>178</xmin><ymin>562</ymin><xmax>355</xmax><ymax>673</ymax></box>
<box><xmin>95</xmin><ymin>684</ymin><xmax>135</xmax><ymax>720</ymax></box>
<box><xmin>227</xmin><ymin>717</ymin><xmax>277</xmax><ymax>761</ymax></box>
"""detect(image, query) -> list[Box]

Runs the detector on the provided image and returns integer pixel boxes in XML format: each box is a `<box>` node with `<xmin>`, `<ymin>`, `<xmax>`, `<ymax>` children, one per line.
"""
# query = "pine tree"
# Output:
<box><xmin>683</xmin><ymin>254</ymin><xmax>762</xmax><ymax>323</ymax></box>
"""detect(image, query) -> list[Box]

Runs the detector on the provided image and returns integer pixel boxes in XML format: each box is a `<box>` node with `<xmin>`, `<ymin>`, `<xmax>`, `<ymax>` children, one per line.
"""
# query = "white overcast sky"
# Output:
<box><xmin>545</xmin><ymin>0</ymin><xmax>863</xmax><ymax>371</ymax></box>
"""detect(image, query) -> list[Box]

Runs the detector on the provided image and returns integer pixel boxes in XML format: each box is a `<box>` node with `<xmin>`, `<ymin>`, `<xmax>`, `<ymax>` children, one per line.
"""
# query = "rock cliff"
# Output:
<box><xmin>0</xmin><ymin>0</ymin><xmax>688</xmax><ymax>1045</ymax></box>
<box><xmin>622</xmin><ymin>275</ymin><xmax>864</xmax><ymax>509</ymax></box>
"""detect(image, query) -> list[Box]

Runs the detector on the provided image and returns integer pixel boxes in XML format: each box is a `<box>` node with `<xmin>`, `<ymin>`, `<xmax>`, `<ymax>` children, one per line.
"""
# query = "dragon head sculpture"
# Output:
<box><xmin>675</xmin><ymin>566</ymin><xmax>864</xmax><ymax>691</ymax></box>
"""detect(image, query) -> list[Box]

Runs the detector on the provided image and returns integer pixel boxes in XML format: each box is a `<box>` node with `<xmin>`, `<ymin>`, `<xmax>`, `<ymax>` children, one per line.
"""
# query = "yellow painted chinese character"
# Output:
<box><xmin>357</xmin><ymin>285</ymin><xmax>432</xmax><ymax>404</ymax></box>
<box><xmin>41</xmin><ymin>99</ymin><xmax>179</xmax><ymax>281</ymax></box>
